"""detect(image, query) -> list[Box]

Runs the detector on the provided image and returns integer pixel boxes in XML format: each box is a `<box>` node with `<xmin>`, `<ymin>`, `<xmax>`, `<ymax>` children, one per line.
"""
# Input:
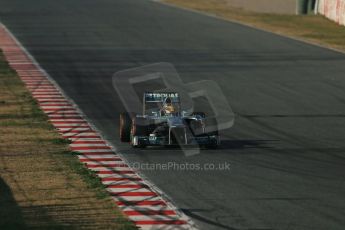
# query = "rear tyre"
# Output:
<box><xmin>205</xmin><ymin>117</ymin><xmax>220</xmax><ymax>148</ymax></box>
<box><xmin>120</xmin><ymin>112</ymin><xmax>133</xmax><ymax>142</ymax></box>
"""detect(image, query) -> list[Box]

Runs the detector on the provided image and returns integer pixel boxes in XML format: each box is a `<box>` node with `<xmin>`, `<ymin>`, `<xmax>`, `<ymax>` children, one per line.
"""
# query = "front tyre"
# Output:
<box><xmin>131</xmin><ymin>117</ymin><xmax>148</xmax><ymax>148</ymax></box>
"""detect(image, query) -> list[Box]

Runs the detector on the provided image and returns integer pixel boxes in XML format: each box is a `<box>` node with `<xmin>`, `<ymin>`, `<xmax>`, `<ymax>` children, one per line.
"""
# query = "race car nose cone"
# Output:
<box><xmin>167</xmin><ymin>117</ymin><xmax>185</xmax><ymax>127</ymax></box>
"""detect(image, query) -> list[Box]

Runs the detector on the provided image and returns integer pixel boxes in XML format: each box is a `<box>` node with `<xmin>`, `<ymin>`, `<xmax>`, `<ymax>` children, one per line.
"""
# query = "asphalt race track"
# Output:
<box><xmin>1</xmin><ymin>0</ymin><xmax>345</xmax><ymax>229</ymax></box>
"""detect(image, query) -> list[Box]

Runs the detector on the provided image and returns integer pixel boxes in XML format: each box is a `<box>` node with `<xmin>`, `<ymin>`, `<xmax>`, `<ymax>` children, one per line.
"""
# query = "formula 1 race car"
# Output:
<box><xmin>119</xmin><ymin>92</ymin><xmax>220</xmax><ymax>148</ymax></box>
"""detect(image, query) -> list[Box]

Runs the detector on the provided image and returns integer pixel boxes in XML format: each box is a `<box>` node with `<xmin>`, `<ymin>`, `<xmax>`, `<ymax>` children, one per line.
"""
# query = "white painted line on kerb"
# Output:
<box><xmin>0</xmin><ymin>23</ymin><xmax>197</xmax><ymax>230</ymax></box>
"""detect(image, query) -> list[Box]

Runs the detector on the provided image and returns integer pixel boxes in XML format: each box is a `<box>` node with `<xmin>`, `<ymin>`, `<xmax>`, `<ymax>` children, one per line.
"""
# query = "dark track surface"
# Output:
<box><xmin>1</xmin><ymin>0</ymin><xmax>345</xmax><ymax>229</ymax></box>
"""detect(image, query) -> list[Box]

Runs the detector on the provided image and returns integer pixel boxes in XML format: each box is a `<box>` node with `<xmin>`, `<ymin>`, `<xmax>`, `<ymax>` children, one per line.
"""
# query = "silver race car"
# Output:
<box><xmin>120</xmin><ymin>92</ymin><xmax>220</xmax><ymax>148</ymax></box>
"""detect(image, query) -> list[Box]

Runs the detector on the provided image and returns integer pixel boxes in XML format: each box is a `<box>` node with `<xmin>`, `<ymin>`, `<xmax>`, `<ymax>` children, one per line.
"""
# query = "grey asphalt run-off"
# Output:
<box><xmin>1</xmin><ymin>0</ymin><xmax>345</xmax><ymax>229</ymax></box>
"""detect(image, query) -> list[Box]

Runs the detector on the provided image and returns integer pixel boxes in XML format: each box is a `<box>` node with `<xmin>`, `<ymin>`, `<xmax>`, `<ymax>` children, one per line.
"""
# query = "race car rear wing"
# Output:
<box><xmin>143</xmin><ymin>92</ymin><xmax>180</xmax><ymax>115</ymax></box>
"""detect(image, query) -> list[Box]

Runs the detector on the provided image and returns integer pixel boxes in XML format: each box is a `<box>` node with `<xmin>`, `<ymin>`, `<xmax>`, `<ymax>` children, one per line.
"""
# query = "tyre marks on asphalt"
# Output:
<box><xmin>0</xmin><ymin>24</ymin><xmax>196</xmax><ymax>230</ymax></box>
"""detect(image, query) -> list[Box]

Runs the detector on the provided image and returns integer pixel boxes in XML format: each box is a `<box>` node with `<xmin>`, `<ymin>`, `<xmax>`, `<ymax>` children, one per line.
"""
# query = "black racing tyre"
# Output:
<box><xmin>189</xmin><ymin>120</ymin><xmax>204</xmax><ymax>136</ymax></box>
<box><xmin>131</xmin><ymin>117</ymin><xmax>148</xmax><ymax>137</ymax></box>
<box><xmin>189</xmin><ymin>112</ymin><xmax>206</xmax><ymax>136</ymax></box>
<box><xmin>204</xmin><ymin>117</ymin><xmax>220</xmax><ymax>148</ymax></box>
<box><xmin>131</xmin><ymin>117</ymin><xmax>148</xmax><ymax>148</ymax></box>
<box><xmin>119</xmin><ymin>112</ymin><xmax>133</xmax><ymax>142</ymax></box>
<box><xmin>205</xmin><ymin>117</ymin><xmax>219</xmax><ymax>136</ymax></box>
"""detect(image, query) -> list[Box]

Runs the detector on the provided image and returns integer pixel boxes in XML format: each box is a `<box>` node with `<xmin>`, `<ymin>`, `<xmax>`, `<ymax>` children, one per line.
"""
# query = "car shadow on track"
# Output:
<box><xmin>219</xmin><ymin>139</ymin><xmax>276</xmax><ymax>150</ymax></box>
<box><xmin>121</xmin><ymin>139</ymin><xmax>277</xmax><ymax>154</ymax></box>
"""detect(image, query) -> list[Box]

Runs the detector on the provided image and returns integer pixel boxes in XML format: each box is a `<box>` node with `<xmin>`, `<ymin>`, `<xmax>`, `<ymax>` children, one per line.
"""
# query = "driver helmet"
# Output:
<box><xmin>163</xmin><ymin>97</ymin><xmax>175</xmax><ymax>114</ymax></box>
